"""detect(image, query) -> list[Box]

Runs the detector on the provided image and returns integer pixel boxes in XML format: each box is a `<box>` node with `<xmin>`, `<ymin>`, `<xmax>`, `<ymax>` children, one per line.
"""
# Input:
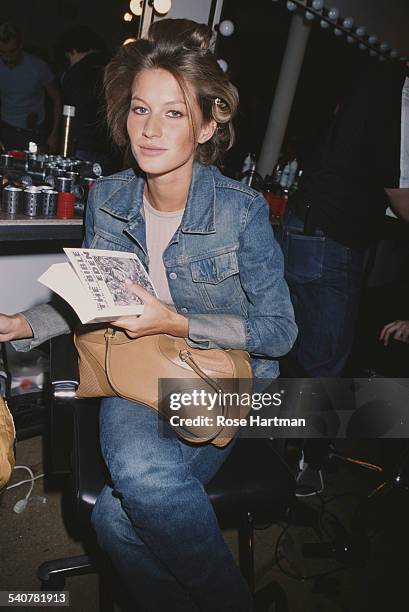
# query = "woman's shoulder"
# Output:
<box><xmin>211</xmin><ymin>166</ymin><xmax>260</xmax><ymax>199</ymax></box>
<box><xmin>209</xmin><ymin>166</ymin><xmax>267</xmax><ymax>218</ymax></box>
<box><xmin>92</xmin><ymin>168</ymin><xmax>141</xmax><ymax>200</ymax></box>
<box><xmin>97</xmin><ymin>168</ymin><xmax>138</xmax><ymax>184</ymax></box>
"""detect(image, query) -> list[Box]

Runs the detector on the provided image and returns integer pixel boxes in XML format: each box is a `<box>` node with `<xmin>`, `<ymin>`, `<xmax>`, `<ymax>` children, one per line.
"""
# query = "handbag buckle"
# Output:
<box><xmin>104</xmin><ymin>328</ymin><xmax>116</xmax><ymax>341</ymax></box>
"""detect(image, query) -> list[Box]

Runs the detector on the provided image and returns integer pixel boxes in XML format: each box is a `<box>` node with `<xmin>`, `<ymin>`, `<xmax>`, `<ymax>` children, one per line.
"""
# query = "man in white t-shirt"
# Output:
<box><xmin>0</xmin><ymin>22</ymin><xmax>61</xmax><ymax>152</ymax></box>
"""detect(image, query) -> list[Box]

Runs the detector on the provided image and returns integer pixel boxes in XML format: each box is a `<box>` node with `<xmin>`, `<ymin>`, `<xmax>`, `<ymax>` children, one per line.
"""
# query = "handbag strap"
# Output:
<box><xmin>179</xmin><ymin>349</ymin><xmax>224</xmax><ymax>397</ymax></box>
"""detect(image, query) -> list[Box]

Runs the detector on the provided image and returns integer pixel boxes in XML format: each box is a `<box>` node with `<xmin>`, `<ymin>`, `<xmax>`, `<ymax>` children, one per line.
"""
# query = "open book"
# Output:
<box><xmin>38</xmin><ymin>248</ymin><xmax>156</xmax><ymax>324</ymax></box>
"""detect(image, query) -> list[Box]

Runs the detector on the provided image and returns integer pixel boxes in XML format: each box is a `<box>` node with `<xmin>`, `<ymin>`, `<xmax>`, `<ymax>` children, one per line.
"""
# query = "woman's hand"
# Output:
<box><xmin>0</xmin><ymin>313</ymin><xmax>34</xmax><ymax>342</ymax></box>
<box><xmin>110</xmin><ymin>282</ymin><xmax>188</xmax><ymax>339</ymax></box>
<box><xmin>379</xmin><ymin>320</ymin><xmax>409</xmax><ymax>346</ymax></box>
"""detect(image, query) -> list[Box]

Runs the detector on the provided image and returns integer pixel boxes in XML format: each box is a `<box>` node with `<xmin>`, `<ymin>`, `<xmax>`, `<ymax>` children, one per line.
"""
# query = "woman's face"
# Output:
<box><xmin>127</xmin><ymin>68</ymin><xmax>214</xmax><ymax>178</ymax></box>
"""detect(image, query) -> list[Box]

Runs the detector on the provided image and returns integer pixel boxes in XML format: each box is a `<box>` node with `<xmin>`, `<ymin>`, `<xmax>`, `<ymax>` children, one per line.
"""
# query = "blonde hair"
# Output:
<box><xmin>104</xmin><ymin>19</ymin><xmax>239</xmax><ymax>166</ymax></box>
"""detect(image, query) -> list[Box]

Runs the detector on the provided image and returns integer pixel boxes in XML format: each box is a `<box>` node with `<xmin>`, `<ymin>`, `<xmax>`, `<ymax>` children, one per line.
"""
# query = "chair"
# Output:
<box><xmin>38</xmin><ymin>334</ymin><xmax>296</xmax><ymax>611</ymax></box>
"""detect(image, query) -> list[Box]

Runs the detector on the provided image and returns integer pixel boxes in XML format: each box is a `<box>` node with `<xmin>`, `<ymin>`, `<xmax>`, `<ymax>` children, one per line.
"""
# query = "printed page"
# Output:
<box><xmin>38</xmin><ymin>263</ymin><xmax>98</xmax><ymax>324</ymax></box>
<box><xmin>63</xmin><ymin>247</ymin><xmax>156</xmax><ymax>318</ymax></box>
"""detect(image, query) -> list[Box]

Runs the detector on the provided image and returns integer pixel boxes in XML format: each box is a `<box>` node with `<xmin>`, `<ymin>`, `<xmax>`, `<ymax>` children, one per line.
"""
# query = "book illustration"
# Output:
<box><xmin>38</xmin><ymin>248</ymin><xmax>157</xmax><ymax>325</ymax></box>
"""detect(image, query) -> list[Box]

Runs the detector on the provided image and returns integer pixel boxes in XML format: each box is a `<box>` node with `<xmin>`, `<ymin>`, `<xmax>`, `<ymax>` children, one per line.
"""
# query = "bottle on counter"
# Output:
<box><xmin>61</xmin><ymin>105</ymin><xmax>76</xmax><ymax>158</ymax></box>
<box><xmin>241</xmin><ymin>152</ymin><xmax>255</xmax><ymax>175</ymax></box>
<box><xmin>289</xmin><ymin>169</ymin><xmax>303</xmax><ymax>196</ymax></box>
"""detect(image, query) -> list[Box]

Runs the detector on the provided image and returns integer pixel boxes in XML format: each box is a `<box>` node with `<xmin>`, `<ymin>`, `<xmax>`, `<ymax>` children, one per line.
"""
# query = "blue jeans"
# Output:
<box><xmin>91</xmin><ymin>397</ymin><xmax>253</xmax><ymax>612</ymax></box>
<box><xmin>276</xmin><ymin>209</ymin><xmax>364</xmax><ymax>377</ymax></box>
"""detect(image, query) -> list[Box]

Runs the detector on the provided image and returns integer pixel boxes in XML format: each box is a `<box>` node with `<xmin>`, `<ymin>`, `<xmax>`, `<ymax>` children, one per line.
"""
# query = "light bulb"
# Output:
<box><xmin>130</xmin><ymin>0</ymin><xmax>143</xmax><ymax>16</ymax></box>
<box><xmin>153</xmin><ymin>0</ymin><xmax>172</xmax><ymax>15</ymax></box>
<box><xmin>369</xmin><ymin>50</ymin><xmax>377</xmax><ymax>57</ymax></box>
<box><xmin>355</xmin><ymin>26</ymin><xmax>366</xmax><ymax>37</ymax></box>
<box><xmin>286</xmin><ymin>1</ymin><xmax>297</xmax><ymax>11</ymax></box>
<box><xmin>359</xmin><ymin>43</ymin><xmax>367</xmax><ymax>51</ymax></box>
<box><xmin>312</xmin><ymin>0</ymin><xmax>324</xmax><ymax>9</ymax></box>
<box><xmin>123</xmin><ymin>12</ymin><xmax>133</xmax><ymax>22</ymax></box>
<box><xmin>342</xmin><ymin>17</ymin><xmax>354</xmax><ymax>29</ymax></box>
<box><xmin>379</xmin><ymin>42</ymin><xmax>390</xmax><ymax>52</ymax></box>
<box><xmin>390</xmin><ymin>49</ymin><xmax>399</xmax><ymax>58</ymax></box>
<box><xmin>328</xmin><ymin>7</ymin><xmax>339</xmax><ymax>20</ymax></box>
<box><xmin>217</xmin><ymin>59</ymin><xmax>228</xmax><ymax>72</ymax></box>
<box><xmin>347</xmin><ymin>36</ymin><xmax>355</xmax><ymax>44</ymax></box>
<box><xmin>218</xmin><ymin>20</ymin><xmax>234</xmax><ymax>37</ymax></box>
<box><xmin>320</xmin><ymin>19</ymin><xmax>329</xmax><ymax>29</ymax></box>
<box><xmin>305</xmin><ymin>11</ymin><xmax>315</xmax><ymax>21</ymax></box>
<box><xmin>334</xmin><ymin>28</ymin><xmax>343</xmax><ymax>37</ymax></box>
<box><xmin>368</xmin><ymin>35</ymin><xmax>378</xmax><ymax>45</ymax></box>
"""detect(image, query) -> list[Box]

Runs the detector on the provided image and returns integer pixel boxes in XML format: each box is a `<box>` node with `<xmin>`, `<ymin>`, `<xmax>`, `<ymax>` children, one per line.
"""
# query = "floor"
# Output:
<box><xmin>1</xmin><ymin>434</ymin><xmax>409</xmax><ymax>612</ymax></box>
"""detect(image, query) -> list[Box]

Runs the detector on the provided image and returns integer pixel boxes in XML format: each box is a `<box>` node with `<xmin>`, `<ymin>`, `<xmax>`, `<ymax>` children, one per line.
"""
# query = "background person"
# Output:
<box><xmin>276</xmin><ymin>60</ymin><xmax>409</xmax><ymax>377</ymax></box>
<box><xmin>56</xmin><ymin>25</ymin><xmax>120</xmax><ymax>173</ymax></box>
<box><xmin>0</xmin><ymin>19</ymin><xmax>297</xmax><ymax>611</ymax></box>
<box><xmin>0</xmin><ymin>21</ymin><xmax>61</xmax><ymax>152</ymax></box>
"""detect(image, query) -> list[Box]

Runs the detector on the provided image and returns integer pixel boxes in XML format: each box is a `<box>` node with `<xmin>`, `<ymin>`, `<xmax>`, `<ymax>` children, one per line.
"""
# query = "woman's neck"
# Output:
<box><xmin>144</xmin><ymin>165</ymin><xmax>193</xmax><ymax>212</ymax></box>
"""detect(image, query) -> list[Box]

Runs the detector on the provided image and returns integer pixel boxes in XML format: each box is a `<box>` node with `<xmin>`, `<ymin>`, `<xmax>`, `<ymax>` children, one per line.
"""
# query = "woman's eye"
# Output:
<box><xmin>132</xmin><ymin>106</ymin><xmax>148</xmax><ymax>115</ymax></box>
<box><xmin>166</xmin><ymin>110</ymin><xmax>183</xmax><ymax>118</ymax></box>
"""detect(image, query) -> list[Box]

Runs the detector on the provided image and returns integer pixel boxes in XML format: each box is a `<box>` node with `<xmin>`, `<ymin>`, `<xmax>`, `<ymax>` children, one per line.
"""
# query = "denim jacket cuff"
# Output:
<box><xmin>11</xmin><ymin>304</ymin><xmax>71</xmax><ymax>352</ymax></box>
<box><xmin>187</xmin><ymin>314</ymin><xmax>247</xmax><ymax>350</ymax></box>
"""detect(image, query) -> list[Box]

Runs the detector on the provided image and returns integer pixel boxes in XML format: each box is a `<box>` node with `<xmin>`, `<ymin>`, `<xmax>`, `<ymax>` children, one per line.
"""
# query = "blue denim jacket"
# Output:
<box><xmin>16</xmin><ymin>163</ymin><xmax>297</xmax><ymax>379</ymax></box>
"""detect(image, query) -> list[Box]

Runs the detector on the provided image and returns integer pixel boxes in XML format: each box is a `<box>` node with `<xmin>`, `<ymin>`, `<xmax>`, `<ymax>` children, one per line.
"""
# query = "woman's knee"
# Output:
<box><xmin>91</xmin><ymin>487</ymin><xmax>126</xmax><ymax>549</ymax></box>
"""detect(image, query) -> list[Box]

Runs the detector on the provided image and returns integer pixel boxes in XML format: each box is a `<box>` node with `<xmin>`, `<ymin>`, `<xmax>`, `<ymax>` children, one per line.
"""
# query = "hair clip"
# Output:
<box><xmin>214</xmin><ymin>97</ymin><xmax>223</xmax><ymax>106</ymax></box>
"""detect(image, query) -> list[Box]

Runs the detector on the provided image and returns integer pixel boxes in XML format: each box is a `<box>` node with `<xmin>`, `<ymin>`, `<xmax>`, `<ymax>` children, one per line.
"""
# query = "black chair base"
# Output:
<box><xmin>38</xmin><ymin>554</ymin><xmax>116</xmax><ymax>612</ymax></box>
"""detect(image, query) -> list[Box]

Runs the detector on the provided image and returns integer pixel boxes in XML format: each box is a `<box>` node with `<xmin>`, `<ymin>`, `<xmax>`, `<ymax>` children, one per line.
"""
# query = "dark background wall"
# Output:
<box><xmin>217</xmin><ymin>0</ymin><xmax>389</xmax><ymax>173</ymax></box>
<box><xmin>0</xmin><ymin>0</ymin><xmax>407</xmax><ymax>174</ymax></box>
<box><xmin>0</xmin><ymin>0</ymin><xmax>138</xmax><ymax>60</ymax></box>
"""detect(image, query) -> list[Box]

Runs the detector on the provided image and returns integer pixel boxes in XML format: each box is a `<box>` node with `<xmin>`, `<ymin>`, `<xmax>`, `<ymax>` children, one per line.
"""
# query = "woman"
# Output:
<box><xmin>1</xmin><ymin>19</ymin><xmax>297</xmax><ymax>611</ymax></box>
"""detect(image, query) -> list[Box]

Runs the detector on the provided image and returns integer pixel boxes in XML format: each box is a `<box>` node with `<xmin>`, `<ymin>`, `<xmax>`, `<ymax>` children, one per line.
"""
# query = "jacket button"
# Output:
<box><xmin>180</xmin><ymin>307</ymin><xmax>188</xmax><ymax>314</ymax></box>
<box><xmin>169</xmin><ymin>272</ymin><xmax>177</xmax><ymax>280</ymax></box>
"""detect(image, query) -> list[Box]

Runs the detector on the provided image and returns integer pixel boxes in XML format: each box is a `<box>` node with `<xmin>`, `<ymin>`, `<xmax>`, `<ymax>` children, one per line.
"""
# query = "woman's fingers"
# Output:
<box><xmin>380</xmin><ymin>321</ymin><xmax>398</xmax><ymax>344</ymax></box>
<box><xmin>379</xmin><ymin>320</ymin><xmax>409</xmax><ymax>345</ymax></box>
<box><xmin>124</xmin><ymin>280</ymin><xmax>155</xmax><ymax>304</ymax></box>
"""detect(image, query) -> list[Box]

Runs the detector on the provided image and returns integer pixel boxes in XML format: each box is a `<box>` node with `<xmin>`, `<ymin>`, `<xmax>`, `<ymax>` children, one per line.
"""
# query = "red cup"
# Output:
<box><xmin>8</xmin><ymin>149</ymin><xmax>25</xmax><ymax>159</ymax></box>
<box><xmin>57</xmin><ymin>191</ymin><xmax>76</xmax><ymax>219</ymax></box>
<box><xmin>263</xmin><ymin>192</ymin><xmax>288</xmax><ymax>219</ymax></box>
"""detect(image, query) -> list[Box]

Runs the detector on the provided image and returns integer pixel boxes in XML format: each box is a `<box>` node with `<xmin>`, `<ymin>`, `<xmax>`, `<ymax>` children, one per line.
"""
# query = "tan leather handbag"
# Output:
<box><xmin>74</xmin><ymin>328</ymin><xmax>253</xmax><ymax>447</ymax></box>
<box><xmin>0</xmin><ymin>396</ymin><xmax>15</xmax><ymax>492</ymax></box>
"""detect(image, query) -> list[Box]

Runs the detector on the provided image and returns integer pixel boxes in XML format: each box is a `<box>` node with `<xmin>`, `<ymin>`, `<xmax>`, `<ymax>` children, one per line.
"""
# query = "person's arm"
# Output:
<box><xmin>0</xmin><ymin>313</ymin><xmax>33</xmax><ymax>342</ymax></box>
<box><xmin>385</xmin><ymin>188</ymin><xmax>409</xmax><ymax>221</ymax></box>
<box><xmin>44</xmin><ymin>80</ymin><xmax>62</xmax><ymax>153</ymax></box>
<box><xmin>186</xmin><ymin>195</ymin><xmax>298</xmax><ymax>357</ymax></box>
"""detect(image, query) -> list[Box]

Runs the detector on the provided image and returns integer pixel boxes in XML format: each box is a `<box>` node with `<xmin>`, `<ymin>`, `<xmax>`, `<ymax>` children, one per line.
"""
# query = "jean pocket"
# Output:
<box><xmin>284</xmin><ymin>231</ymin><xmax>325</xmax><ymax>283</ymax></box>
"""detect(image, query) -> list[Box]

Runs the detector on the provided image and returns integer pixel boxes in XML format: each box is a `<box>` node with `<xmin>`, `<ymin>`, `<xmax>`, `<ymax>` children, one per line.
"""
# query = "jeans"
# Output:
<box><xmin>276</xmin><ymin>209</ymin><xmax>364</xmax><ymax>377</ymax></box>
<box><xmin>91</xmin><ymin>397</ymin><xmax>254</xmax><ymax>612</ymax></box>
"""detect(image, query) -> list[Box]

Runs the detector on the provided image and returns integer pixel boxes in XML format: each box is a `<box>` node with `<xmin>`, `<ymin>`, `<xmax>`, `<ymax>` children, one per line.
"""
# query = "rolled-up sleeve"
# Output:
<box><xmin>11</xmin><ymin>303</ymin><xmax>72</xmax><ymax>352</ymax></box>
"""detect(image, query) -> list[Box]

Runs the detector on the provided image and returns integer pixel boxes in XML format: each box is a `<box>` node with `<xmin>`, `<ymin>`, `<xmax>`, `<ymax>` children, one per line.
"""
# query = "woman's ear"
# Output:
<box><xmin>198</xmin><ymin>119</ymin><xmax>217</xmax><ymax>144</ymax></box>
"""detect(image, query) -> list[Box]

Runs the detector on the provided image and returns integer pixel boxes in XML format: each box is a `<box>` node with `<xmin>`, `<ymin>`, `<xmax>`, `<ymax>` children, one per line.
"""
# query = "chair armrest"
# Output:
<box><xmin>48</xmin><ymin>334</ymin><xmax>79</xmax><ymax>475</ymax></box>
<box><xmin>50</xmin><ymin>334</ymin><xmax>79</xmax><ymax>398</ymax></box>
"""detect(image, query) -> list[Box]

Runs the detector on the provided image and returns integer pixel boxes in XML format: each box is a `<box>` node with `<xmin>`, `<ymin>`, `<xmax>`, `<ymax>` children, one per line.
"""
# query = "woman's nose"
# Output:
<box><xmin>142</xmin><ymin>114</ymin><xmax>162</xmax><ymax>138</ymax></box>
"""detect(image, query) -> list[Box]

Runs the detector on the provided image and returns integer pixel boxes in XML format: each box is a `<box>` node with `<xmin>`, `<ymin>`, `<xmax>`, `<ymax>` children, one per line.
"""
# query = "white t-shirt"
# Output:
<box><xmin>143</xmin><ymin>196</ymin><xmax>184</xmax><ymax>306</ymax></box>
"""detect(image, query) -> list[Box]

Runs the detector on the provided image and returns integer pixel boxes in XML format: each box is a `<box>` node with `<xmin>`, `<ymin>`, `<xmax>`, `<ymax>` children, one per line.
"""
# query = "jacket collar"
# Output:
<box><xmin>99</xmin><ymin>163</ymin><xmax>216</xmax><ymax>234</ymax></box>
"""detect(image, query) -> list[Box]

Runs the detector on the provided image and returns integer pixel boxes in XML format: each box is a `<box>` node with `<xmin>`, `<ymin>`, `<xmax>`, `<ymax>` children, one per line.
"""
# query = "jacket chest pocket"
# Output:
<box><xmin>189</xmin><ymin>250</ymin><xmax>241</xmax><ymax>310</ymax></box>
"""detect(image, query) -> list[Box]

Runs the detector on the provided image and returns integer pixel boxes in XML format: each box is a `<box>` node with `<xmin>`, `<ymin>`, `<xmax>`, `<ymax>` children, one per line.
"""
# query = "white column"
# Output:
<box><xmin>257</xmin><ymin>13</ymin><xmax>312</xmax><ymax>178</ymax></box>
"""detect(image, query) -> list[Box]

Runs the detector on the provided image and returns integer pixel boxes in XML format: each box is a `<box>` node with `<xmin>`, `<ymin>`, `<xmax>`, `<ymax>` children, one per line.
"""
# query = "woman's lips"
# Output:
<box><xmin>139</xmin><ymin>146</ymin><xmax>167</xmax><ymax>156</ymax></box>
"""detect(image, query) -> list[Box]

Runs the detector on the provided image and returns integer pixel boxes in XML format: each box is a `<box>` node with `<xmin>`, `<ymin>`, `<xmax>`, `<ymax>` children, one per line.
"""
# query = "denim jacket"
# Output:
<box><xmin>15</xmin><ymin>163</ymin><xmax>297</xmax><ymax>379</ymax></box>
